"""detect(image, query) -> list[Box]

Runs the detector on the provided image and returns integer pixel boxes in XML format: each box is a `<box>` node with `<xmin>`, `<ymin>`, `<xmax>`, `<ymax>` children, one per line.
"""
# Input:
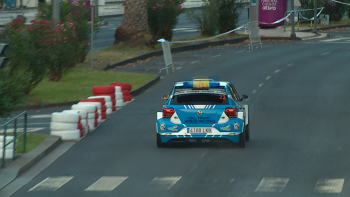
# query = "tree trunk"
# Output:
<box><xmin>114</xmin><ymin>0</ymin><xmax>152</xmax><ymax>47</ymax></box>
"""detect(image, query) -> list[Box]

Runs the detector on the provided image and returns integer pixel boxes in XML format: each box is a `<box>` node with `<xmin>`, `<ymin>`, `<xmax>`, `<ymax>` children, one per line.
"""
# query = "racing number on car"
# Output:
<box><xmin>219</xmin><ymin>95</ymin><xmax>227</xmax><ymax>100</ymax></box>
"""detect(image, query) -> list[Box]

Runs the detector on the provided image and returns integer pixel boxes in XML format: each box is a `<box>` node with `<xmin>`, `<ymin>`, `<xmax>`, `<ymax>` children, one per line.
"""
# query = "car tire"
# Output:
<box><xmin>157</xmin><ymin>133</ymin><xmax>167</xmax><ymax>148</ymax></box>
<box><xmin>238</xmin><ymin>131</ymin><xmax>245</xmax><ymax>148</ymax></box>
<box><xmin>245</xmin><ymin>124</ymin><xmax>250</xmax><ymax>141</ymax></box>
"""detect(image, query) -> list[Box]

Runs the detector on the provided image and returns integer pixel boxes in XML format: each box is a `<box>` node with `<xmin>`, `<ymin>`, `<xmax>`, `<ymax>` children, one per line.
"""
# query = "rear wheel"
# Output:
<box><xmin>157</xmin><ymin>133</ymin><xmax>167</xmax><ymax>148</ymax></box>
<box><xmin>245</xmin><ymin>124</ymin><xmax>250</xmax><ymax>141</ymax></box>
<box><xmin>238</xmin><ymin>131</ymin><xmax>245</xmax><ymax>148</ymax></box>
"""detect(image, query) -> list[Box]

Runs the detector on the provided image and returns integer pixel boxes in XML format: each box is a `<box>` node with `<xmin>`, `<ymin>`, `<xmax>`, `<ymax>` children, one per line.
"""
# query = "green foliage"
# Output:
<box><xmin>147</xmin><ymin>0</ymin><xmax>185</xmax><ymax>41</ymax></box>
<box><xmin>38</xmin><ymin>0</ymin><xmax>101</xmax><ymax>62</ymax></box>
<box><xmin>299</xmin><ymin>0</ymin><xmax>346</xmax><ymax>21</ymax></box>
<box><xmin>0</xmin><ymin>69</ymin><xmax>27</xmax><ymax>118</ymax></box>
<box><xmin>325</xmin><ymin>0</ymin><xmax>347</xmax><ymax>21</ymax></box>
<box><xmin>186</xmin><ymin>0</ymin><xmax>219</xmax><ymax>36</ymax></box>
<box><xmin>217</xmin><ymin>0</ymin><xmax>246</xmax><ymax>33</ymax></box>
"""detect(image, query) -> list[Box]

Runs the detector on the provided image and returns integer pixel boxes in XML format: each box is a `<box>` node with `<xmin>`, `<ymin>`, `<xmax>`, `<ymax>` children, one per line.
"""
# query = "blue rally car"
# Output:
<box><xmin>156</xmin><ymin>78</ymin><xmax>249</xmax><ymax>148</ymax></box>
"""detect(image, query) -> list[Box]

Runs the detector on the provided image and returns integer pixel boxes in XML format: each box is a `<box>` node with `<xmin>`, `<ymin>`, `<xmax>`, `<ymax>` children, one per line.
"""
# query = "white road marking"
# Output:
<box><xmin>190</xmin><ymin>165</ymin><xmax>197</xmax><ymax>172</ymax></box>
<box><xmin>252</xmin><ymin>90</ymin><xmax>257</xmax><ymax>94</ymax></box>
<box><xmin>149</xmin><ymin>176</ymin><xmax>181</xmax><ymax>190</ymax></box>
<box><xmin>321</xmin><ymin>37</ymin><xmax>349</xmax><ymax>42</ymax></box>
<box><xmin>255</xmin><ymin>177</ymin><xmax>289</xmax><ymax>192</ymax></box>
<box><xmin>274</xmin><ymin>69</ymin><xmax>280</xmax><ymax>73</ymax></box>
<box><xmin>0</xmin><ymin>128</ymin><xmax>44</xmax><ymax>133</ymax></box>
<box><xmin>266</xmin><ymin>76</ymin><xmax>271</xmax><ymax>80</ymax></box>
<box><xmin>28</xmin><ymin>176</ymin><xmax>73</xmax><ymax>191</ymax></box>
<box><xmin>30</xmin><ymin>114</ymin><xmax>52</xmax><ymax>119</ymax></box>
<box><xmin>176</xmin><ymin>66</ymin><xmax>182</xmax><ymax>70</ymax></box>
<box><xmin>321</xmin><ymin>52</ymin><xmax>330</xmax><ymax>55</ymax></box>
<box><xmin>259</xmin><ymin>83</ymin><xmax>263</xmax><ymax>87</ymax></box>
<box><xmin>314</xmin><ymin>179</ymin><xmax>344</xmax><ymax>193</ymax></box>
<box><xmin>211</xmin><ymin>55</ymin><xmax>221</xmax><ymax>58</ymax></box>
<box><xmin>236</xmin><ymin>50</ymin><xmax>245</xmax><ymax>53</ymax></box>
<box><xmin>286</xmin><ymin>63</ymin><xmax>293</xmax><ymax>67</ymax></box>
<box><xmin>85</xmin><ymin>176</ymin><xmax>128</xmax><ymax>191</ymax></box>
<box><xmin>191</xmin><ymin>61</ymin><xmax>199</xmax><ymax>64</ymax></box>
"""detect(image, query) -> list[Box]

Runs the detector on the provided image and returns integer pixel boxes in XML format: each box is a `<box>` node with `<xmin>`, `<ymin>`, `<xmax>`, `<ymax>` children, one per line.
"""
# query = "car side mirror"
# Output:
<box><xmin>241</xmin><ymin>95</ymin><xmax>248</xmax><ymax>100</ymax></box>
<box><xmin>161</xmin><ymin>95</ymin><xmax>169</xmax><ymax>100</ymax></box>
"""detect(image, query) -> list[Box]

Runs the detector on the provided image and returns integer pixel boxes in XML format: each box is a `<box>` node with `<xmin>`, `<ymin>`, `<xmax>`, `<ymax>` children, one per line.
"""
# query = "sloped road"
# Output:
<box><xmin>6</xmin><ymin>34</ymin><xmax>350</xmax><ymax>196</ymax></box>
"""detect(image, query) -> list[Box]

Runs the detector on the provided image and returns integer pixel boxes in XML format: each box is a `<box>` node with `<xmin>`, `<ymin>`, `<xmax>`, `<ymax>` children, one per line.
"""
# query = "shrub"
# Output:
<box><xmin>325</xmin><ymin>0</ymin><xmax>347</xmax><ymax>21</ymax></box>
<box><xmin>38</xmin><ymin>0</ymin><xmax>100</xmax><ymax>62</ymax></box>
<box><xmin>217</xmin><ymin>0</ymin><xmax>246</xmax><ymax>34</ymax></box>
<box><xmin>299</xmin><ymin>0</ymin><xmax>346</xmax><ymax>21</ymax></box>
<box><xmin>186</xmin><ymin>0</ymin><xmax>219</xmax><ymax>36</ymax></box>
<box><xmin>0</xmin><ymin>69</ymin><xmax>28</xmax><ymax>118</ymax></box>
<box><xmin>147</xmin><ymin>0</ymin><xmax>185</xmax><ymax>41</ymax></box>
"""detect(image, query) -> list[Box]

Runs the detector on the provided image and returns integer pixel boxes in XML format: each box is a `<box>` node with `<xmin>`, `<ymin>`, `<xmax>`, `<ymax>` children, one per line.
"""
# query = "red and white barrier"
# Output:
<box><xmin>0</xmin><ymin>136</ymin><xmax>16</xmax><ymax>159</ymax></box>
<box><xmin>62</xmin><ymin>110</ymin><xmax>89</xmax><ymax>134</ymax></box>
<box><xmin>50</xmin><ymin>112</ymin><xmax>82</xmax><ymax>140</ymax></box>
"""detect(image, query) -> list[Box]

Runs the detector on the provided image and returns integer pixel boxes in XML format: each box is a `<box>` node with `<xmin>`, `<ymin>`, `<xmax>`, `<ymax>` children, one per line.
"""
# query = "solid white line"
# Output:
<box><xmin>266</xmin><ymin>76</ymin><xmax>271</xmax><ymax>80</ymax></box>
<box><xmin>85</xmin><ymin>176</ymin><xmax>128</xmax><ymax>191</ymax></box>
<box><xmin>30</xmin><ymin>114</ymin><xmax>52</xmax><ymax>119</ymax></box>
<box><xmin>28</xmin><ymin>176</ymin><xmax>73</xmax><ymax>191</ymax></box>
<box><xmin>321</xmin><ymin>52</ymin><xmax>330</xmax><ymax>55</ymax></box>
<box><xmin>149</xmin><ymin>176</ymin><xmax>182</xmax><ymax>190</ymax></box>
<box><xmin>274</xmin><ymin>69</ymin><xmax>280</xmax><ymax>73</ymax></box>
<box><xmin>286</xmin><ymin>63</ymin><xmax>293</xmax><ymax>67</ymax></box>
<box><xmin>255</xmin><ymin>177</ymin><xmax>289</xmax><ymax>192</ymax></box>
<box><xmin>314</xmin><ymin>179</ymin><xmax>344</xmax><ymax>193</ymax></box>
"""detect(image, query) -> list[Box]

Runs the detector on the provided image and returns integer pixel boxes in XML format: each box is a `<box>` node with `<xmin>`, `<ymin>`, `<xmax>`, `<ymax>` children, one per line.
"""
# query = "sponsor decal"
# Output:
<box><xmin>160</xmin><ymin>123</ymin><xmax>166</xmax><ymax>131</ymax></box>
<box><xmin>233</xmin><ymin>122</ymin><xmax>240</xmax><ymax>130</ymax></box>
<box><xmin>184</xmin><ymin>117</ymin><xmax>215</xmax><ymax>123</ymax></box>
<box><xmin>167</xmin><ymin>125</ymin><xmax>178</xmax><ymax>132</ymax></box>
<box><xmin>220</xmin><ymin>125</ymin><xmax>231</xmax><ymax>131</ymax></box>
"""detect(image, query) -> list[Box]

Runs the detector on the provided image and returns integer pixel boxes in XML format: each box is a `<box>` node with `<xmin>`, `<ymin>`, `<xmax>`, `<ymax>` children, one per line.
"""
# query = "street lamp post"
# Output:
<box><xmin>290</xmin><ymin>0</ymin><xmax>296</xmax><ymax>38</ymax></box>
<box><xmin>313</xmin><ymin>0</ymin><xmax>318</xmax><ymax>33</ymax></box>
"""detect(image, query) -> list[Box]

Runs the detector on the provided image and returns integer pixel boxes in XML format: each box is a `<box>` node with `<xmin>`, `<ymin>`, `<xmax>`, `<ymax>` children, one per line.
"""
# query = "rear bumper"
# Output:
<box><xmin>159</xmin><ymin>133</ymin><xmax>240</xmax><ymax>143</ymax></box>
<box><xmin>156</xmin><ymin>118</ymin><xmax>244</xmax><ymax>143</ymax></box>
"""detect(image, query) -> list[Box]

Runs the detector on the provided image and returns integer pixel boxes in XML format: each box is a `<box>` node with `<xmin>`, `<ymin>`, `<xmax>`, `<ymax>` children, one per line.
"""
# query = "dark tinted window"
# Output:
<box><xmin>170</xmin><ymin>93</ymin><xmax>230</xmax><ymax>105</ymax></box>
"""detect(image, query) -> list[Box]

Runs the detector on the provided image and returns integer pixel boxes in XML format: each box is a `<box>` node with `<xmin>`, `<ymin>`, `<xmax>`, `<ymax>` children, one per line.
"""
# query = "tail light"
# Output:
<box><xmin>163</xmin><ymin>107</ymin><xmax>175</xmax><ymax>118</ymax></box>
<box><xmin>225</xmin><ymin>107</ymin><xmax>238</xmax><ymax>118</ymax></box>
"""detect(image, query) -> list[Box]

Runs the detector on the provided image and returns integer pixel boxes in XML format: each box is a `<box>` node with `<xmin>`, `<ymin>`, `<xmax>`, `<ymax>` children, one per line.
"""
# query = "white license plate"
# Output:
<box><xmin>188</xmin><ymin>127</ymin><xmax>212</xmax><ymax>133</ymax></box>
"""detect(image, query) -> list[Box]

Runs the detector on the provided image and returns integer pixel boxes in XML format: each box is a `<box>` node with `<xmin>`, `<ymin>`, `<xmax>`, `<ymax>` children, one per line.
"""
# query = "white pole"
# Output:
<box><xmin>90</xmin><ymin>0</ymin><xmax>94</xmax><ymax>70</ymax></box>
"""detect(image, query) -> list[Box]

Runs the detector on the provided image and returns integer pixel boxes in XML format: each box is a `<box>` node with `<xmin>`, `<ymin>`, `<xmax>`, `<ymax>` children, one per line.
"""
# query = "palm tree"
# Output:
<box><xmin>114</xmin><ymin>0</ymin><xmax>150</xmax><ymax>46</ymax></box>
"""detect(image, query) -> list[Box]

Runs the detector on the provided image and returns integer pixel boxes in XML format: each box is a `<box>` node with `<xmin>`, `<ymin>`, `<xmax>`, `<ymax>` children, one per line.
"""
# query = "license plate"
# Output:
<box><xmin>188</xmin><ymin>127</ymin><xmax>212</xmax><ymax>133</ymax></box>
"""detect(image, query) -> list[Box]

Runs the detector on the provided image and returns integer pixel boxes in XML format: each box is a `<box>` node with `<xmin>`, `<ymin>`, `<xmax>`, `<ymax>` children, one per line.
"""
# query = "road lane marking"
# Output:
<box><xmin>190</xmin><ymin>165</ymin><xmax>197</xmax><ymax>172</ymax></box>
<box><xmin>274</xmin><ymin>69</ymin><xmax>280</xmax><ymax>73</ymax></box>
<box><xmin>321</xmin><ymin>52</ymin><xmax>330</xmax><ymax>55</ymax></box>
<box><xmin>266</xmin><ymin>76</ymin><xmax>271</xmax><ymax>80</ymax></box>
<box><xmin>149</xmin><ymin>176</ymin><xmax>181</xmax><ymax>190</ymax></box>
<box><xmin>255</xmin><ymin>177</ymin><xmax>289</xmax><ymax>192</ymax></box>
<box><xmin>0</xmin><ymin>128</ymin><xmax>44</xmax><ymax>133</ymax></box>
<box><xmin>211</xmin><ymin>55</ymin><xmax>221</xmax><ymax>58</ymax></box>
<box><xmin>314</xmin><ymin>179</ymin><xmax>344</xmax><ymax>193</ymax></box>
<box><xmin>176</xmin><ymin>67</ymin><xmax>182</xmax><ymax>70</ymax></box>
<box><xmin>28</xmin><ymin>176</ymin><xmax>73</xmax><ymax>191</ymax></box>
<box><xmin>191</xmin><ymin>61</ymin><xmax>199</xmax><ymax>64</ymax></box>
<box><xmin>30</xmin><ymin>114</ymin><xmax>52</xmax><ymax>119</ymax></box>
<box><xmin>259</xmin><ymin>83</ymin><xmax>263</xmax><ymax>87</ymax></box>
<box><xmin>85</xmin><ymin>176</ymin><xmax>128</xmax><ymax>191</ymax></box>
<box><xmin>286</xmin><ymin>63</ymin><xmax>293</xmax><ymax>67</ymax></box>
<box><xmin>236</xmin><ymin>50</ymin><xmax>245</xmax><ymax>53</ymax></box>
<box><xmin>252</xmin><ymin>90</ymin><xmax>257</xmax><ymax>94</ymax></box>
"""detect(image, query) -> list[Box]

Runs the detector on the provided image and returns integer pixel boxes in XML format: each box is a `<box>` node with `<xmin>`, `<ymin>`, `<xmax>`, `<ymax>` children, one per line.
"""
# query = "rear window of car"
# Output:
<box><xmin>170</xmin><ymin>88</ymin><xmax>230</xmax><ymax>105</ymax></box>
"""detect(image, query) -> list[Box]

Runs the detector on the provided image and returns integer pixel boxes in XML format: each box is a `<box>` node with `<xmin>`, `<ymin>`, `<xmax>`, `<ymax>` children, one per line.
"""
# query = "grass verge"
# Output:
<box><xmin>3</xmin><ymin>133</ymin><xmax>48</xmax><ymax>153</ymax></box>
<box><xmin>21</xmin><ymin>68</ymin><xmax>156</xmax><ymax>106</ymax></box>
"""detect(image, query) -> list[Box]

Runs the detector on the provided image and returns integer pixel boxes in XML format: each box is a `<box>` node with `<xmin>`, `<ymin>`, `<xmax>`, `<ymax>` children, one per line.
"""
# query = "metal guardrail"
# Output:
<box><xmin>1</xmin><ymin>111</ymin><xmax>27</xmax><ymax>168</ymax></box>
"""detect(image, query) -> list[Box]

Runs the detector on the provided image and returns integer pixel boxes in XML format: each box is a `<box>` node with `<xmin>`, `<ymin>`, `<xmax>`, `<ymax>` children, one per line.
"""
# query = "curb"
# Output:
<box><xmin>14</xmin><ymin>75</ymin><xmax>161</xmax><ymax>111</ymax></box>
<box><xmin>299</xmin><ymin>24</ymin><xmax>350</xmax><ymax>32</ymax></box>
<box><xmin>0</xmin><ymin>135</ymin><xmax>61</xmax><ymax>190</ymax></box>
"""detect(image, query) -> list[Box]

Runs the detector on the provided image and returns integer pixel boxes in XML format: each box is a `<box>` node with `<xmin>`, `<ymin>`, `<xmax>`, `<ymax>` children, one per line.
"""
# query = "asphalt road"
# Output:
<box><xmin>3</xmin><ymin>28</ymin><xmax>350</xmax><ymax>196</ymax></box>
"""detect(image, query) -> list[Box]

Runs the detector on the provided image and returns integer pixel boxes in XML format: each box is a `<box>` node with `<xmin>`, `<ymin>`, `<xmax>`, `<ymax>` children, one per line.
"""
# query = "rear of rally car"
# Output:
<box><xmin>156</xmin><ymin>80</ymin><xmax>246</xmax><ymax>147</ymax></box>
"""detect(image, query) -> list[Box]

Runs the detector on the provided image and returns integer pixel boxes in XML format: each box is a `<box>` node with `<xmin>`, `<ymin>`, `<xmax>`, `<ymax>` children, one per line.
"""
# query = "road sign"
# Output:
<box><xmin>252</xmin><ymin>0</ymin><xmax>256</xmax><ymax>7</ymax></box>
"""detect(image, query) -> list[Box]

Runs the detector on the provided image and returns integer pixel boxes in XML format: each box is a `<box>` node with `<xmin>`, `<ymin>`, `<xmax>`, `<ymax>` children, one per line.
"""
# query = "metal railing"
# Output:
<box><xmin>1</xmin><ymin>111</ymin><xmax>27</xmax><ymax>168</ymax></box>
